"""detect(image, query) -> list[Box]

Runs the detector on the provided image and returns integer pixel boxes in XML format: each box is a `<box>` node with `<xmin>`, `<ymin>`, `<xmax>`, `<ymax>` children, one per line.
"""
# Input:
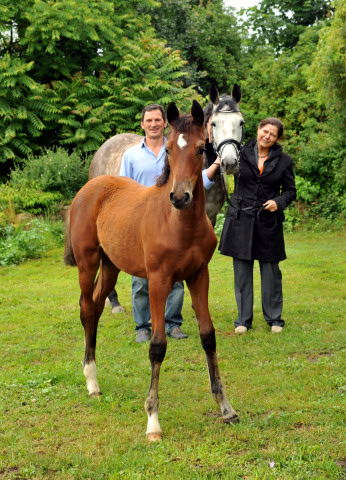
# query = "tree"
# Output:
<box><xmin>0</xmin><ymin>0</ymin><xmax>199</xmax><ymax>171</ymax></box>
<box><xmin>242</xmin><ymin>0</ymin><xmax>332</xmax><ymax>51</ymax></box>
<box><xmin>145</xmin><ymin>0</ymin><xmax>244</xmax><ymax>95</ymax></box>
<box><xmin>306</xmin><ymin>0</ymin><xmax>346</xmax><ymax>212</ymax></box>
<box><xmin>240</xmin><ymin>25</ymin><xmax>324</xmax><ymax>138</ymax></box>
<box><xmin>308</xmin><ymin>0</ymin><xmax>346</xmax><ymax>136</ymax></box>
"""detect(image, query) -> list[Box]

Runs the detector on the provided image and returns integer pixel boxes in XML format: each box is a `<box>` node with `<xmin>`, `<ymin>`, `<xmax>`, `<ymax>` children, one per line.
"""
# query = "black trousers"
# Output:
<box><xmin>233</xmin><ymin>258</ymin><xmax>285</xmax><ymax>329</ymax></box>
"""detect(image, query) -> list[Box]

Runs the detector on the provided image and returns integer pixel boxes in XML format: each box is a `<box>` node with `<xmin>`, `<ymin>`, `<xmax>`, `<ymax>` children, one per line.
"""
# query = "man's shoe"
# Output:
<box><xmin>167</xmin><ymin>327</ymin><xmax>188</xmax><ymax>339</ymax></box>
<box><xmin>105</xmin><ymin>297</ymin><xmax>125</xmax><ymax>314</ymax></box>
<box><xmin>271</xmin><ymin>326</ymin><xmax>283</xmax><ymax>333</ymax></box>
<box><xmin>136</xmin><ymin>330</ymin><xmax>151</xmax><ymax>343</ymax></box>
<box><xmin>235</xmin><ymin>326</ymin><xmax>248</xmax><ymax>334</ymax></box>
<box><xmin>105</xmin><ymin>298</ymin><xmax>112</xmax><ymax>307</ymax></box>
<box><xmin>111</xmin><ymin>304</ymin><xmax>125</xmax><ymax>314</ymax></box>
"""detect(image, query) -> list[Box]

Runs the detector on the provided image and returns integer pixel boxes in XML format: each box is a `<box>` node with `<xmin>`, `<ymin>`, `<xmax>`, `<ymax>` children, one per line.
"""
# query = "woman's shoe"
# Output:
<box><xmin>271</xmin><ymin>326</ymin><xmax>283</xmax><ymax>333</ymax></box>
<box><xmin>235</xmin><ymin>326</ymin><xmax>247</xmax><ymax>334</ymax></box>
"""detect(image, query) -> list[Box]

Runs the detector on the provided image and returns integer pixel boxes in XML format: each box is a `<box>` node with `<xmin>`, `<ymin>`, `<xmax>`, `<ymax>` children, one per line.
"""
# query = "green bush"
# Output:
<box><xmin>0</xmin><ymin>182</ymin><xmax>63</xmax><ymax>216</ymax></box>
<box><xmin>287</xmin><ymin>130</ymin><xmax>346</xmax><ymax>219</ymax></box>
<box><xmin>0</xmin><ymin>218</ymin><xmax>64</xmax><ymax>266</ymax></box>
<box><xmin>10</xmin><ymin>148</ymin><xmax>91</xmax><ymax>201</ymax></box>
<box><xmin>295</xmin><ymin>175</ymin><xmax>320</xmax><ymax>203</ymax></box>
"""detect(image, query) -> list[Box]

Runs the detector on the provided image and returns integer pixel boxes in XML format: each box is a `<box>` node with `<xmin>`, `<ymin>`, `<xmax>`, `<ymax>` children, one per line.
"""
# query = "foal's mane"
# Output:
<box><xmin>155</xmin><ymin>155</ymin><xmax>170</xmax><ymax>187</ymax></box>
<box><xmin>204</xmin><ymin>95</ymin><xmax>239</xmax><ymax>127</ymax></box>
<box><xmin>156</xmin><ymin>114</ymin><xmax>200</xmax><ymax>187</ymax></box>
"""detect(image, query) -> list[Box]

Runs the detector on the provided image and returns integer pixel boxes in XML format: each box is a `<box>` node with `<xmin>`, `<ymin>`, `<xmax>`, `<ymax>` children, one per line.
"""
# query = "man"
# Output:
<box><xmin>120</xmin><ymin>103</ymin><xmax>221</xmax><ymax>343</ymax></box>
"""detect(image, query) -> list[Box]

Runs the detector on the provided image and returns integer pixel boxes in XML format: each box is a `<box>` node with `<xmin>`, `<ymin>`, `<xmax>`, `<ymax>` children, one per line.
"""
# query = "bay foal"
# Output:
<box><xmin>64</xmin><ymin>100</ymin><xmax>238</xmax><ymax>440</ymax></box>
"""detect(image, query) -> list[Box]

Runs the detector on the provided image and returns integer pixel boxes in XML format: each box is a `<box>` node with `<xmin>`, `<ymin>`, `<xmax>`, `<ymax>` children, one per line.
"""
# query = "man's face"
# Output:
<box><xmin>141</xmin><ymin>109</ymin><xmax>167</xmax><ymax>140</ymax></box>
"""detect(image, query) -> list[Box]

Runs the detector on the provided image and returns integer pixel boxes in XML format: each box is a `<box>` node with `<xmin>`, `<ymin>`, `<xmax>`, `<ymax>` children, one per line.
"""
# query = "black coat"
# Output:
<box><xmin>219</xmin><ymin>139</ymin><xmax>296</xmax><ymax>262</ymax></box>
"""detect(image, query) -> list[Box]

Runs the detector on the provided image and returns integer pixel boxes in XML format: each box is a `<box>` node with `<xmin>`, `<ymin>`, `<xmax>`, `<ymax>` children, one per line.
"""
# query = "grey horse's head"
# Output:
<box><xmin>205</xmin><ymin>84</ymin><xmax>244</xmax><ymax>174</ymax></box>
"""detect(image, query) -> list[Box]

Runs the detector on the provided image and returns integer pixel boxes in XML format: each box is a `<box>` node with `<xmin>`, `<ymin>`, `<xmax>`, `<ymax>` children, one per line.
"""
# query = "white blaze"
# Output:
<box><xmin>177</xmin><ymin>134</ymin><xmax>187</xmax><ymax>149</ymax></box>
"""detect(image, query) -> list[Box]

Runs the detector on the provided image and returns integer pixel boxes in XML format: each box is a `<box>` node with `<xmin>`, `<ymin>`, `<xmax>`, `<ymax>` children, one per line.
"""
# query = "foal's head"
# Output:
<box><xmin>161</xmin><ymin>100</ymin><xmax>205</xmax><ymax>210</ymax></box>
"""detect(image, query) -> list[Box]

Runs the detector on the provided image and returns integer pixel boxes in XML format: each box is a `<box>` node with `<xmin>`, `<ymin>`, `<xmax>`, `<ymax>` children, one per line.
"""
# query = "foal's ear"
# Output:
<box><xmin>232</xmin><ymin>84</ymin><xmax>241</xmax><ymax>104</ymax></box>
<box><xmin>191</xmin><ymin>100</ymin><xmax>204</xmax><ymax>127</ymax></box>
<box><xmin>167</xmin><ymin>102</ymin><xmax>180</xmax><ymax>125</ymax></box>
<box><xmin>209</xmin><ymin>84</ymin><xmax>220</xmax><ymax>105</ymax></box>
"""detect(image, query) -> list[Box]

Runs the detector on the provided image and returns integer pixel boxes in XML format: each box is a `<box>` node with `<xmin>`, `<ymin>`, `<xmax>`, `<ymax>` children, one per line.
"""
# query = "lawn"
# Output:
<box><xmin>0</xmin><ymin>231</ymin><xmax>344</xmax><ymax>479</ymax></box>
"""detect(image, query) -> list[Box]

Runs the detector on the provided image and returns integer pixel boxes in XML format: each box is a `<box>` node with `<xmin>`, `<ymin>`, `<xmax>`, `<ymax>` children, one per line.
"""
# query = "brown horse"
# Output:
<box><xmin>64</xmin><ymin>100</ymin><xmax>238</xmax><ymax>441</ymax></box>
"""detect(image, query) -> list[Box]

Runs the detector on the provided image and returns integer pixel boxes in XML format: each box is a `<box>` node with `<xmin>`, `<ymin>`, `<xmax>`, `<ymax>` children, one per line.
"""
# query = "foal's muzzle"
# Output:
<box><xmin>170</xmin><ymin>190</ymin><xmax>192</xmax><ymax>210</ymax></box>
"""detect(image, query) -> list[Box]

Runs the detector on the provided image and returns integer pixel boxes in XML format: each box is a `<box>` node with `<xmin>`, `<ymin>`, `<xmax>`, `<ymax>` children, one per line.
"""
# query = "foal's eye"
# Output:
<box><xmin>197</xmin><ymin>146</ymin><xmax>205</xmax><ymax>156</ymax></box>
<box><xmin>165</xmin><ymin>148</ymin><xmax>170</xmax><ymax>155</ymax></box>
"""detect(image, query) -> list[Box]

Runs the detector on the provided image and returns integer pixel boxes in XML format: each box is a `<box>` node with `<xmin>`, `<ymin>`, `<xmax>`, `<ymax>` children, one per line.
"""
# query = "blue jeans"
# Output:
<box><xmin>131</xmin><ymin>276</ymin><xmax>184</xmax><ymax>334</ymax></box>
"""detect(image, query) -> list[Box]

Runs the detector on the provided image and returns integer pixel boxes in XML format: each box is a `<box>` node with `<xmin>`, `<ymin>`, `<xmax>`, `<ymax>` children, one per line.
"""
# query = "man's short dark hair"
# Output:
<box><xmin>141</xmin><ymin>104</ymin><xmax>166</xmax><ymax>123</ymax></box>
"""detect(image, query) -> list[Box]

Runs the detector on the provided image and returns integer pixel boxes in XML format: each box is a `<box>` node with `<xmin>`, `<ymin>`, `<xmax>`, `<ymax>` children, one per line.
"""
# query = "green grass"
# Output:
<box><xmin>0</xmin><ymin>231</ymin><xmax>345</xmax><ymax>479</ymax></box>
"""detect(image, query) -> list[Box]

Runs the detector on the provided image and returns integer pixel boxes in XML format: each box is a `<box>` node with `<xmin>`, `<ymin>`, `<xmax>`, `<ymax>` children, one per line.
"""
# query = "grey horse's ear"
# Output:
<box><xmin>191</xmin><ymin>100</ymin><xmax>204</xmax><ymax>127</ymax></box>
<box><xmin>167</xmin><ymin>103</ymin><xmax>180</xmax><ymax>125</ymax></box>
<box><xmin>209</xmin><ymin>85</ymin><xmax>220</xmax><ymax>105</ymax></box>
<box><xmin>232</xmin><ymin>84</ymin><xmax>241</xmax><ymax>104</ymax></box>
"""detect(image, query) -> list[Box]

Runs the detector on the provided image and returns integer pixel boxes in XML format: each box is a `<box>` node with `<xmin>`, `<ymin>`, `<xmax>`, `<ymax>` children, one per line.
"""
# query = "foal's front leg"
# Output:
<box><xmin>187</xmin><ymin>267</ymin><xmax>238</xmax><ymax>424</ymax></box>
<box><xmin>144</xmin><ymin>276</ymin><xmax>170</xmax><ymax>441</ymax></box>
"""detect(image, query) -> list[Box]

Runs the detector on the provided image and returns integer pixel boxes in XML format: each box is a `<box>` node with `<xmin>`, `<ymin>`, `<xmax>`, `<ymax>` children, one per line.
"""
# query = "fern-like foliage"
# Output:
<box><xmin>0</xmin><ymin>0</ymin><xmax>201</xmax><ymax>167</ymax></box>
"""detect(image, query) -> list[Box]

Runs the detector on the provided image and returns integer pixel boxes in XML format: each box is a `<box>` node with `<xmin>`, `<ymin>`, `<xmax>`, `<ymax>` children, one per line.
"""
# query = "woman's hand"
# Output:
<box><xmin>263</xmin><ymin>200</ymin><xmax>278</xmax><ymax>212</ymax></box>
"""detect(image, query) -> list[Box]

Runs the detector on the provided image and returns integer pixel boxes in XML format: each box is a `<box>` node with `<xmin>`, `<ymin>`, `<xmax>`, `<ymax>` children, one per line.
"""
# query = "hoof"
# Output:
<box><xmin>146</xmin><ymin>432</ymin><xmax>162</xmax><ymax>442</ymax></box>
<box><xmin>223</xmin><ymin>413</ymin><xmax>239</xmax><ymax>425</ymax></box>
<box><xmin>89</xmin><ymin>391</ymin><xmax>102</xmax><ymax>401</ymax></box>
<box><xmin>112</xmin><ymin>305</ymin><xmax>125</xmax><ymax>314</ymax></box>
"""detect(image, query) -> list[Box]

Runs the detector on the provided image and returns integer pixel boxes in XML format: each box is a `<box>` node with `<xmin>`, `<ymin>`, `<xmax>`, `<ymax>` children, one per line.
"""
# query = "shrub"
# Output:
<box><xmin>10</xmin><ymin>148</ymin><xmax>91</xmax><ymax>202</ymax></box>
<box><xmin>0</xmin><ymin>182</ymin><xmax>63</xmax><ymax>216</ymax></box>
<box><xmin>0</xmin><ymin>218</ymin><xmax>64</xmax><ymax>266</ymax></box>
<box><xmin>295</xmin><ymin>175</ymin><xmax>320</xmax><ymax>203</ymax></box>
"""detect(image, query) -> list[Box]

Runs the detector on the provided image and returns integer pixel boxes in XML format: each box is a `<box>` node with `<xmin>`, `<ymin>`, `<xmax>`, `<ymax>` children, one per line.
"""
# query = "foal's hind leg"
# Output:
<box><xmin>187</xmin><ymin>267</ymin><xmax>238</xmax><ymax>424</ymax></box>
<box><xmin>77</xmin><ymin>250</ymin><xmax>103</xmax><ymax>398</ymax></box>
<box><xmin>81</xmin><ymin>254</ymin><xmax>121</xmax><ymax>397</ymax></box>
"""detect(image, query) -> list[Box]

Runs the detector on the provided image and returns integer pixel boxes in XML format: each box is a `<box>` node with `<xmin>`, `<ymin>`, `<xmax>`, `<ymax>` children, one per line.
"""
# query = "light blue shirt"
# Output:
<box><xmin>120</xmin><ymin>137</ymin><xmax>214</xmax><ymax>189</ymax></box>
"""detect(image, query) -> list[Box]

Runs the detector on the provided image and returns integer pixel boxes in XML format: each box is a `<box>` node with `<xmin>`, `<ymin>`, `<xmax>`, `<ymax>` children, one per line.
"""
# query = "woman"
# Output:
<box><xmin>219</xmin><ymin>118</ymin><xmax>296</xmax><ymax>334</ymax></box>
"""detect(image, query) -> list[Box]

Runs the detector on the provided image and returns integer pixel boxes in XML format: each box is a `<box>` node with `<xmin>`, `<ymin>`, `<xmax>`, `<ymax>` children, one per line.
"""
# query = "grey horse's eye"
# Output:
<box><xmin>210</xmin><ymin>121</ymin><xmax>216</xmax><ymax>127</ymax></box>
<box><xmin>240</xmin><ymin>120</ymin><xmax>245</xmax><ymax>126</ymax></box>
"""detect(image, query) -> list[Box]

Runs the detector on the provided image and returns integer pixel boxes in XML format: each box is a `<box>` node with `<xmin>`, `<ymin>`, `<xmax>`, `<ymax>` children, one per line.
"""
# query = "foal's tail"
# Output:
<box><xmin>63</xmin><ymin>208</ymin><xmax>77</xmax><ymax>266</ymax></box>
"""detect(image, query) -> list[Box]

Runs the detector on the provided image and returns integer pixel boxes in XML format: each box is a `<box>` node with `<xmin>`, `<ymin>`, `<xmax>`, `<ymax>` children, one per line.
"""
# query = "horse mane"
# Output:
<box><xmin>156</xmin><ymin>114</ymin><xmax>200</xmax><ymax>187</ymax></box>
<box><xmin>204</xmin><ymin>95</ymin><xmax>240</xmax><ymax>127</ymax></box>
<box><xmin>156</xmin><ymin>155</ymin><xmax>170</xmax><ymax>187</ymax></box>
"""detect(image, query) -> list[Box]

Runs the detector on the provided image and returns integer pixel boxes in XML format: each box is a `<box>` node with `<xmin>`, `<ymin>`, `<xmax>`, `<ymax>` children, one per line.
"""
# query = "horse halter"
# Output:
<box><xmin>210</xmin><ymin>109</ymin><xmax>244</xmax><ymax>171</ymax></box>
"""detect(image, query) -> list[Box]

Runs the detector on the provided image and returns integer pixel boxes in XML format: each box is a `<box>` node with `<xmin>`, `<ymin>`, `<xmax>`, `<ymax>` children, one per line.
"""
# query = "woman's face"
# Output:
<box><xmin>257</xmin><ymin>123</ymin><xmax>279</xmax><ymax>151</ymax></box>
